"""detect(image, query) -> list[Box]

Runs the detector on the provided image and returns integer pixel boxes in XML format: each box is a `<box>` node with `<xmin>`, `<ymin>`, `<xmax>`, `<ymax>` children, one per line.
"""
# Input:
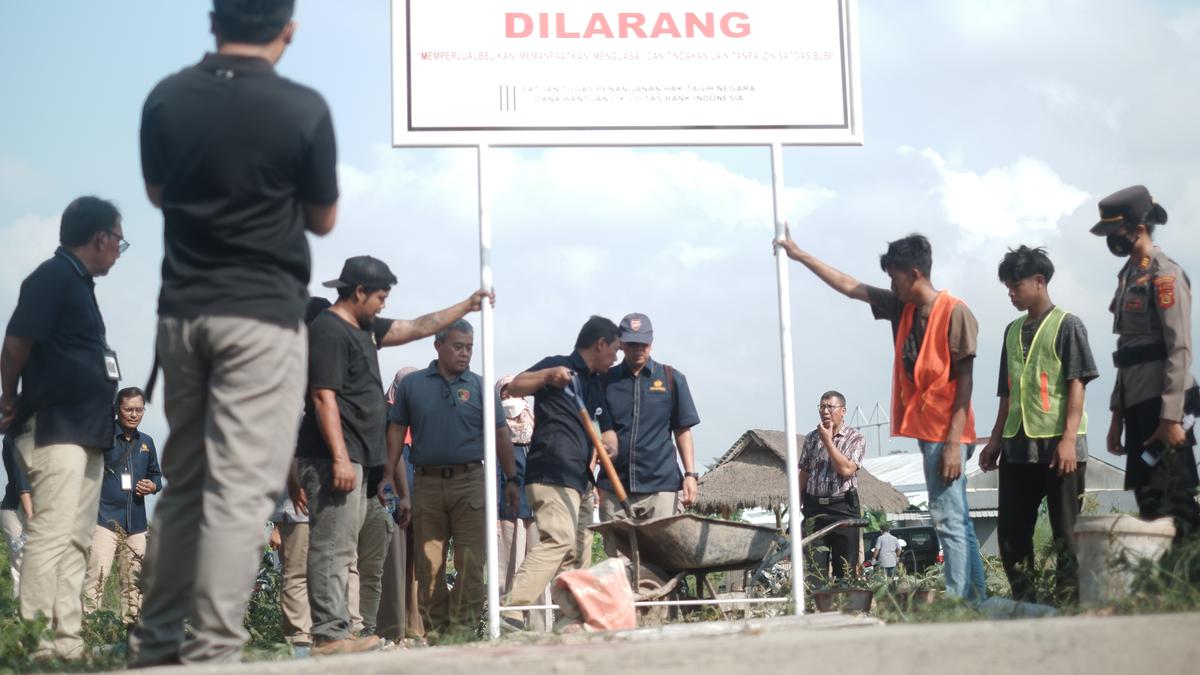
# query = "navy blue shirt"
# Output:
<box><xmin>6</xmin><ymin>248</ymin><xmax>117</xmax><ymax>449</ymax></box>
<box><xmin>598</xmin><ymin>358</ymin><xmax>700</xmax><ymax>494</ymax></box>
<box><xmin>523</xmin><ymin>351</ymin><xmax>612</xmax><ymax>494</ymax></box>
<box><xmin>97</xmin><ymin>425</ymin><xmax>162</xmax><ymax>535</ymax></box>
<box><xmin>387</xmin><ymin>361</ymin><xmax>505</xmax><ymax>466</ymax></box>
<box><xmin>2</xmin><ymin>436</ymin><xmax>31</xmax><ymax>511</ymax></box>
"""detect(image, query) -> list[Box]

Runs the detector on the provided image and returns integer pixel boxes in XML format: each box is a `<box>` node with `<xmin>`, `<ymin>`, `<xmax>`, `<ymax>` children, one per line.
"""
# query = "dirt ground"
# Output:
<box><xmin>134</xmin><ymin>611</ymin><xmax>1199</xmax><ymax>675</ymax></box>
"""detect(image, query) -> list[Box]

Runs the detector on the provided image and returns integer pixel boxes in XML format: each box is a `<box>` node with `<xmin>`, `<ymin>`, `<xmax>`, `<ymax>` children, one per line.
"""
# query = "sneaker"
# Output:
<box><xmin>311</xmin><ymin>635</ymin><xmax>382</xmax><ymax>656</ymax></box>
<box><xmin>501</xmin><ymin>616</ymin><xmax>526</xmax><ymax>633</ymax></box>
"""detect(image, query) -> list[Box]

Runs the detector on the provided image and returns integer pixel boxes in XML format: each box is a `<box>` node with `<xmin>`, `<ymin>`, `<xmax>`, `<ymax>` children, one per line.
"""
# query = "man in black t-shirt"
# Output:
<box><xmin>130</xmin><ymin>1</ymin><xmax>339</xmax><ymax>666</ymax></box>
<box><xmin>293</xmin><ymin>256</ymin><xmax>492</xmax><ymax>655</ymax></box>
<box><xmin>1</xmin><ymin>196</ymin><xmax>124</xmax><ymax>660</ymax></box>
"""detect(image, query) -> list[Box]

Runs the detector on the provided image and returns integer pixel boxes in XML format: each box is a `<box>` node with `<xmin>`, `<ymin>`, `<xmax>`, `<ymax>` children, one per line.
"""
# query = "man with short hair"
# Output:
<box><xmin>295</xmin><ymin>256</ymin><xmax>492</xmax><ymax>655</ymax></box>
<box><xmin>385</xmin><ymin>320</ymin><xmax>520</xmax><ymax>638</ymax></box>
<box><xmin>779</xmin><ymin>230</ymin><xmax>986</xmax><ymax>602</ymax></box>
<box><xmin>799</xmin><ymin>391</ymin><xmax>866</xmax><ymax>580</ymax></box>
<box><xmin>130</xmin><ymin>0</ymin><xmax>340</xmax><ymax>664</ymax></box>
<box><xmin>501</xmin><ymin>316</ymin><xmax>621</xmax><ymax>628</ymax></box>
<box><xmin>598</xmin><ymin>313</ymin><xmax>701</xmax><ymax>554</ymax></box>
<box><xmin>871</xmin><ymin>523</ymin><xmax>902</xmax><ymax>579</ymax></box>
<box><xmin>979</xmin><ymin>246</ymin><xmax>1097</xmax><ymax>601</ymax></box>
<box><xmin>84</xmin><ymin>386</ymin><xmax>162</xmax><ymax>623</ymax></box>
<box><xmin>1</xmin><ymin>195</ymin><xmax>125</xmax><ymax>658</ymax></box>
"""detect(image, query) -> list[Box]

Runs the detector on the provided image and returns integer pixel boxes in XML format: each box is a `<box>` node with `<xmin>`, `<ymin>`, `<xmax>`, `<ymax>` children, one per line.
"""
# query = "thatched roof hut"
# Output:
<box><xmin>694</xmin><ymin>429</ymin><xmax>911</xmax><ymax>517</ymax></box>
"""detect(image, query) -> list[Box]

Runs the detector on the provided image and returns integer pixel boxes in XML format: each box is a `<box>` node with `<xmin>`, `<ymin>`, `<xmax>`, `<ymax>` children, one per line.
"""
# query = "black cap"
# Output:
<box><xmin>322</xmin><ymin>256</ymin><xmax>398</xmax><ymax>290</ymax></box>
<box><xmin>619</xmin><ymin>312</ymin><xmax>653</xmax><ymax>344</ymax></box>
<box><xmin>1091</xmin><ymin>185</ymin><xmax>1168</xmax><ymax>236</ymax></box>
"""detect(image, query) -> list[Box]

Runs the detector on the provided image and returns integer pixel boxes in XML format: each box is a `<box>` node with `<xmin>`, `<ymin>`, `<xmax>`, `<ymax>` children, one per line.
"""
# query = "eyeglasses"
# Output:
<box><xmin>817</xmin><ymin>404</ymin><xmax>844</xmax><ymax>412</ymax></box>
<box><xmin>106</xmin><ymin>230</ymin><xmax>130</xmax><ymax>254</ymax></box>
<box><xmin>441</xmin><ymin>382</ymin><xmax>458</xmax><ymax>407</ymax></box>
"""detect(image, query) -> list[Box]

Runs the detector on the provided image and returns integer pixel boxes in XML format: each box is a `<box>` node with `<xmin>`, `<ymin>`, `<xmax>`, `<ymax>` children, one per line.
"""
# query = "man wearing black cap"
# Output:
<box><xmin>294</xmin><ymin>255</ymin><xmax>491</xmax><ymax>655</ymax></box>
<box><xmin>1091</xmin><ymin>185</ymin><xmax>1199</xmax><ymax>539</ymax></box>
<box><xmin>131</xmin><ymin>0</ymin><xmax>339</xmax><ymax>665</ymax></box>
<box><xmin>597</xmin><ymin>313</ymin><xmax>700</xmax><ymax>552</ymax></box>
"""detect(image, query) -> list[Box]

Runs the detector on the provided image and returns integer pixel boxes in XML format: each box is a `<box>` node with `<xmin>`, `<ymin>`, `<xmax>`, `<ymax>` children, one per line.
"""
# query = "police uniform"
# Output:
<box><xmin>1093</xmin><ymin>185</ymin><xmax>1200</xmax><ymax>537</ymax></box>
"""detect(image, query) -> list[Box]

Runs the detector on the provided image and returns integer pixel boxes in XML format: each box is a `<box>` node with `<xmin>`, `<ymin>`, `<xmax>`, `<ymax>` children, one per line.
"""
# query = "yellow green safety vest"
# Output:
<box><xmin>1001</xmin><ymin>306</ymin><xmax>1088</xmax><ymax>439</ymax></box>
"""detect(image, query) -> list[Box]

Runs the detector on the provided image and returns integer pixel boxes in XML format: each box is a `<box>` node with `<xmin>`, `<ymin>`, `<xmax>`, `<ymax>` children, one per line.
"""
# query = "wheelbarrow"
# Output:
<box><xmin>589</xmin><ymin>513</ymin><xmax>867</xmax><ymax>617</ymax></box>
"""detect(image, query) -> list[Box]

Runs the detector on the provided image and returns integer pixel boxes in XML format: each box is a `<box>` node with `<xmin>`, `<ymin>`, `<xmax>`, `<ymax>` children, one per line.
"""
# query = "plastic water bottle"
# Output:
<box><xmin>382</xmin><ymin>484</ymin><xmax>398</xmax><ymax>514</ymax></box>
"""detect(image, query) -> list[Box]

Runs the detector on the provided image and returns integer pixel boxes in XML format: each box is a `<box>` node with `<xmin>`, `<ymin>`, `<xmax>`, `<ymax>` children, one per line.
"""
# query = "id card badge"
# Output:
<box><xmin>120</xmin><ymin>472</ymin><xmax>133</xmax><ymax>491</ymax></box>
<box><xmin>103</xmin><ymin>349</ymin><xmax>121</xmax><ymax>382</ymax></box>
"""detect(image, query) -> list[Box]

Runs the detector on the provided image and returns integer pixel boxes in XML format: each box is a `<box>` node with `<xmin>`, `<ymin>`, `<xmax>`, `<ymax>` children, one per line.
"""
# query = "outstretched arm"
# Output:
<box><xmin>379</xmin><ymin>289</ymin><xmax>494</xmax><ymax>347</ymax></box>
<box><xmin>775</xmin><ymin>226</ymin><xmax>871</xmax><ymax>302</ymax></box>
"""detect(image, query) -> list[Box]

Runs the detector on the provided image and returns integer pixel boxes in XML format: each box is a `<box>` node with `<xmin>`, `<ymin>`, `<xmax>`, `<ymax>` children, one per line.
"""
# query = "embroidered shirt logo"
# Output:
<box><xmin>649</xmin><ymin>379</ymin><xmax>667</xmax><ymax>393</ymax></box>
<box><xmin>457</xmin><ymin>388</ymin><xmax>471</xmax><ymax>403</ymax></box>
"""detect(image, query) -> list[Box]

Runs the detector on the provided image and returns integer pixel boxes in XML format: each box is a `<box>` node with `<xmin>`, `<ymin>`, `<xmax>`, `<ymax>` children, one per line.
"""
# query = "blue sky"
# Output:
<box><xmin>3</xmin><ymin>1</ymin><xmax>1199</xmax><ymax>507</ymax></box>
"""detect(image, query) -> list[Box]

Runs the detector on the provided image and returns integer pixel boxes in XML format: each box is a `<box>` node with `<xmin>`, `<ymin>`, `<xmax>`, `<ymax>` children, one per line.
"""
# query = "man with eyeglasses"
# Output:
<box><xmin>799</xmin><ymin>391</ymin><xmax>866</xmax><ymax>581</ymax></box>
<box><xmin>84</xmin><ymin>386</ymin><xmax>161</xmax><ymax>622</ymax></box>
<box><xmin>383</xmin><ymin>319</ymin><xmax>519</xmax><ymax>639</ymax></box>
<box><xmin>1</xmin><ymin>195</ymin><xmax>125</xmax><ymax>659</ymax></box>
<box><xmin>293</xmin><ymin>256</ymin><xmax>493</xmax><ymax>654</ymax></box>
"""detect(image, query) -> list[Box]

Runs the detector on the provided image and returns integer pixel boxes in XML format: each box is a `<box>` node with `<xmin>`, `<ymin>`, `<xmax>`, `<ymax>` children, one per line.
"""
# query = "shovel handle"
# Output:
<box><xmin>576</xmin><ymin>408</ymin><xmax>633</xmax><ymax>518</ymax></box>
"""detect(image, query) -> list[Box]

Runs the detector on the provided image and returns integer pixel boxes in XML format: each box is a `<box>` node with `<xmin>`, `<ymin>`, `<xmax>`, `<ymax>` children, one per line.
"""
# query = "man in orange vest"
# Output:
<box><xmin>777</xmin><ymin>230</ymin><xmax>986</xmax><ymax>602</ymax></box>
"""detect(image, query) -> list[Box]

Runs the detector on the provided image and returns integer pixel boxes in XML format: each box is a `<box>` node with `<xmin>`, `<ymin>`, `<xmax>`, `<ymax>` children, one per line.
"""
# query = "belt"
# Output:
<box><xmin>1113</xmin><ymin>343</ymin><xmax>1167</xmax><ymax>368</ymax></box>
<box><xmin>805</xmin><ymin>492</ymin><xmax>850</xmax><ymax>505</ymax></box>
<box><xmin>415</xmin><ymin>463</ymin><xmax>481</xmax><ymax>479</ymax></box>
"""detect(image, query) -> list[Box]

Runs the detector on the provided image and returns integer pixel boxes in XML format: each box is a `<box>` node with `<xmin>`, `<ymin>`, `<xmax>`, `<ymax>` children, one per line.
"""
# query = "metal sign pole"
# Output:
<box><xmin>478</xmin><ymin>143</ymin><xmax>502</xmax><ymax>640</ymax></box>
<box><xmin>770</xmin><ymin>142</ymin><xmax>804</xmax><ymax>615</ymax></box>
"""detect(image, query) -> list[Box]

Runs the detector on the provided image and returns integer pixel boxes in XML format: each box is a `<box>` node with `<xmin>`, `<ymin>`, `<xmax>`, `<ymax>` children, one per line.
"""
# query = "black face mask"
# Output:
<box><xmin>1107</xmin><ymin>232</ymin><xmax>1137</xmax><ymax>257</ymax></box>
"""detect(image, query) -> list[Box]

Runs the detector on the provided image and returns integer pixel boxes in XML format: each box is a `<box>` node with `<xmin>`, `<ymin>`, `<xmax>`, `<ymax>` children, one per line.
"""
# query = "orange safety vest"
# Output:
<box><xmin>891</xmin><ymin>291</ymin><xmax>977</xmax><ymax>443</ymax></box>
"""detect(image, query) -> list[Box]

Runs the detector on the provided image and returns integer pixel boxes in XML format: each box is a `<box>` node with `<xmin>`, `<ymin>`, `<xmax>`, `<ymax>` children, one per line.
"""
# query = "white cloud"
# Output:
<box><xmin>0</xmin><ymin>214</ymin><xmax>59</xmax><ymax>303</ymax></box>
<box><xmin>902</xmin><ymin>147</ymin><xmax>1090</xmax><ymax>244</ymax></box>
<box><xmin>673</xmin><ymin>241</ymin><xmax>733</xmax><ymax>268</ymax></box>
<box><xmin>0</xmin><ymin>158</ymin><xmax>48</xmax><ymax>200</ymax></box>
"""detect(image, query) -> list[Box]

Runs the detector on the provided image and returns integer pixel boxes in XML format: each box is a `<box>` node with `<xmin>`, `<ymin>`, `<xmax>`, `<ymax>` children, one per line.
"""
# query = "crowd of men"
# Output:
<box><xmin>1</xmin><ymin>0</ymin><xmax>1197</xmax><ymax>667</ymax></box>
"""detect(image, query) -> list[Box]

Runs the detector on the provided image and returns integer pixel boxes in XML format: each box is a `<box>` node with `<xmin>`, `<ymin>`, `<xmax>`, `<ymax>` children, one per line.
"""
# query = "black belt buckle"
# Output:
<box><xmin>441</xmin><ymin>467</ymin><xmax>454</xmax><ymax>479</ymax></box>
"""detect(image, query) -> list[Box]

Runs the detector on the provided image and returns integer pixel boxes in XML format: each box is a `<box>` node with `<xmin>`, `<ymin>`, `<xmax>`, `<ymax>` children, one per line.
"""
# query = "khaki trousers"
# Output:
<box><xmin>0</xmin><ymin>508</ymin><xmax>27</xmax><ymax>597</ymax></box>
<box><xmin>83</xmin><ymin>526</ymin><xmax>147</xmax><ymax>622</ymax></box>
<box><xmin>13</xmin><ymin>419</ymin><xmax>104</xmax><ymax>659</ymax></box>
<box><xmin>276</xmin><ymin>522</ymin><xmax>311</xmax><ymax>645</ymax></box>
<box><xmin>573</xmin><ymin>488</ymin><xmax>597</xmax><ymax>569</ymax></box>
<box><xmin>375</xmin><ymin>524</ymin><xmax>424</xmax><ymax>640</ymax></box>
<box><xmin>597</xmin><ymin>489</ymin><xmax>679</xmax><ymax>558</ymax></box>
<box><xmin>129</xmin><ymin>316</ymin><xmax>306</xmax><ymax>665</ymax></box>
<box><xmin>502</xmin><ymin>483</ymin><xmax>582</xmax><ymax>621</ymax></box>
<box><xmin>497</xmin><ymin>518</ymin><xmax>536</xmax><ymax>596</ymax></box>
<box><xmin>411</xmin><ymin>468</ymin><xmax>487</xmax><ymax>634</ymax></box>
<box><xmin>349</xmin><ymin>497</ymin><xmax>395</xmax><ymax>634</ymax></box>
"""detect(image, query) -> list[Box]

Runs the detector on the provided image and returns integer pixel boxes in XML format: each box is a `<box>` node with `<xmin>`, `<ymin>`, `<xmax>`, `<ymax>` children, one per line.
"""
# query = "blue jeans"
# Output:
<box><xmin>919</xmin><ymin>441</ymin><xmax>986</xmax><ymax>603</ymax></box>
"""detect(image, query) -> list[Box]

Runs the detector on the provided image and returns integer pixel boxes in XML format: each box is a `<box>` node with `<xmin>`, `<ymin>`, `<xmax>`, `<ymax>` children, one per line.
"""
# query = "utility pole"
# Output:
<box><xmin>847</xmin><ymin>402</ymin><xmax>890</xmax><ymax>456</ymax></box>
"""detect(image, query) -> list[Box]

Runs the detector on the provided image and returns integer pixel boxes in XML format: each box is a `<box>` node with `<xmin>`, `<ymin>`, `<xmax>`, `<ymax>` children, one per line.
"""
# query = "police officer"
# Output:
<box><xmin>1091</xmin><ymin>185</ymin><xmax>1199</xmax><ymax>539</ymax></box>
<box><xmin>597</xmin><ymin>313</ymin><xmax>700</xmax><ymax>552</ymax></box>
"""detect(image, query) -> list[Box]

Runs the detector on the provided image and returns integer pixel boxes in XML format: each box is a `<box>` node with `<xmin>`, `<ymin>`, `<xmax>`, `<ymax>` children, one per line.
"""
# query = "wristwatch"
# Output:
<box><xmin>684</xmin><ymin>471</ymin><xmax>700</xmax><ymax>480</ymax></box>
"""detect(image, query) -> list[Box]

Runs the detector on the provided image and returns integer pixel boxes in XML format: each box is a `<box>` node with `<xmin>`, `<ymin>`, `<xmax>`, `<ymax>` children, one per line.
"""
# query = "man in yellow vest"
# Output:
<box><xmin>777</xmin><ymin>231</ymin><xmax>986</xmax><ymax>603</ymax></box>
<box><xmin>979</xmin><ymin>246</ymin><xmax>1098</xmax><ymax>602</ymax></box>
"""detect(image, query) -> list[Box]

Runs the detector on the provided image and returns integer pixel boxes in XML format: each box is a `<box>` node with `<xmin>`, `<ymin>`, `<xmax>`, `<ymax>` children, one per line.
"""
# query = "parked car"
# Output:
<box><xmin>862</xmin><ymin>525</ymin><xmax>942</xmax><ymax>574</ymax></box>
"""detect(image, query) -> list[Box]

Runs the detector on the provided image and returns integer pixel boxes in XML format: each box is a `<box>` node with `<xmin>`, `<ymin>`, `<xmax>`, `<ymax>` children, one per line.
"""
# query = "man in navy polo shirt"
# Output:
<box><xmin>1</xmin><ymin>195</ymin><xmax>124</xmax><ymax>659</ymax></box>
<box><xmin>598</xmin><ymin>313</ymin><xmax>700</xmax><ymax>550</ymax></box>
<box><xmin>84</xmin><ymin>386</ymin><xmax>162</xmax><ymax>623</ymax></box>
<box><xmin>500</xmin><ymin>316</ymin><xmax>621</xmax><ymax>629</ymax></box>
<box><xmin>385</xmin><ymin>319</ymin><xmax>519</xmax><ymax>638</ymax></box>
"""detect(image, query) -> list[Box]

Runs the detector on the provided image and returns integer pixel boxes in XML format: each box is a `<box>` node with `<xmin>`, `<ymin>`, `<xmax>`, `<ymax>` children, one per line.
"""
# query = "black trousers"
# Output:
<box><xmin>997</xmin><ymin>460</ymin><xmax>1085</xmax><ymax>601</ymax></box>
<box><xmin>1122</xmin><ymin>397</ymin><xmax>1200</xmax><ymax>541</ymax></box>
<box><xmin>802</xmin><ymin>495</ymin><xmax>860</xmax><ymax>581</ymax></box>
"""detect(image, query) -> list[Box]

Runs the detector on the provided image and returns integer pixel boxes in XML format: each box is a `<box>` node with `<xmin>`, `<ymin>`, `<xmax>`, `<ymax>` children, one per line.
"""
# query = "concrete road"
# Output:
<box><xmin>141</xmin><ymin>612</ymin><xmax>1199</xmax><ymax>675</ymax></box>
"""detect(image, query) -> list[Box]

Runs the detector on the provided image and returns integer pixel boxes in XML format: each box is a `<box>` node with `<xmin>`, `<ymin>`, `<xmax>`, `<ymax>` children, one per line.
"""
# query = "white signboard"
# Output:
<box><xmin>392</xmin><ymin>0</ymin><xmax>862</xmax><ymax>146</ymax></box>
